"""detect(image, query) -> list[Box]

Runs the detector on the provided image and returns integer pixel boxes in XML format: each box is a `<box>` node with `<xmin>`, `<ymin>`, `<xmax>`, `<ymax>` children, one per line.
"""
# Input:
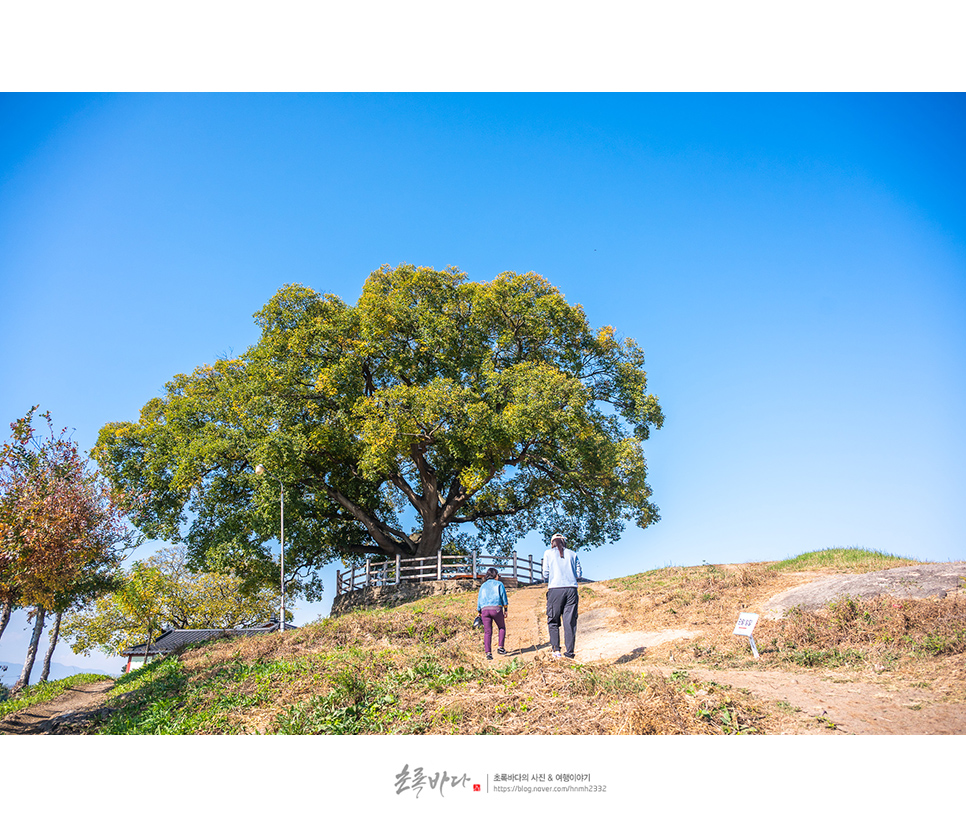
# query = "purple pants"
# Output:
<box><xmin>480</xmin><ymin>606</ymin><xmax>506</xmax><ymax>653</ymax></box>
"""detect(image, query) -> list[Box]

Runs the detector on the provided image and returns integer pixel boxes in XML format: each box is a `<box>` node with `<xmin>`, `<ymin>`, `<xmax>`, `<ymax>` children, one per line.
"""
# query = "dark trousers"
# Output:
<box><xmin>480</xmin><ymin>606</ymin><xmax>506</xmax><ymax>653</ymax></box>
<box><xmin>546</xmin><ymin>586</ymin><xmax>579</xmax><ymax>654</ymax></box>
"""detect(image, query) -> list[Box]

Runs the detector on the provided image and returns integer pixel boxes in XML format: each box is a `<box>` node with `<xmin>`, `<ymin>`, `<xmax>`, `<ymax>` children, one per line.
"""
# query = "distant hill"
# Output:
<box><xmin>0</xmin><ymin>660</ymin><xmax>117</xmax><ymax>688</ymax></box>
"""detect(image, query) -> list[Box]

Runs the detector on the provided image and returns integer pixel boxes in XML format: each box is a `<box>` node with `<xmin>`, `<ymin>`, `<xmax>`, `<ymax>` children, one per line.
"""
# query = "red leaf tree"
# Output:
<box><xmin>0</xmin><ymin>407</ymin><xmax>138</xmax><ymax>695</ymax></box>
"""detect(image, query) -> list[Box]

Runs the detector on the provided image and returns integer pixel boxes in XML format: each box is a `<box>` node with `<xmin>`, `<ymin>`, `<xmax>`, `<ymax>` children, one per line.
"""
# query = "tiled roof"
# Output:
<box><xmin>121</xmin><ymin>622</ymin><xmax>294</xmax><ymax>656</ymax></box>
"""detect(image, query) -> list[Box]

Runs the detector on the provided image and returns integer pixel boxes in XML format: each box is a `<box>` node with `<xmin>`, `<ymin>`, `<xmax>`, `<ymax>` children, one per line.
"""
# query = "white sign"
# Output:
<box><xmin>734</xmin><ymin>612</ymin><xmax>760</xmax><ymax>659</ymax></box>
<box><xmin>733</xmin><ymin>612</ymin><xmax>759</xmax><ymax>637</ymax></box>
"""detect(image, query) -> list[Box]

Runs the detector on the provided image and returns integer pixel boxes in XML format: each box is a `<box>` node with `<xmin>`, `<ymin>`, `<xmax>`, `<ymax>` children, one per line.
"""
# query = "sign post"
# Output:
<box><xmin>733</xmin><ymin>612</ymin><xmax>760</xmax><ymax>659</ymax></box>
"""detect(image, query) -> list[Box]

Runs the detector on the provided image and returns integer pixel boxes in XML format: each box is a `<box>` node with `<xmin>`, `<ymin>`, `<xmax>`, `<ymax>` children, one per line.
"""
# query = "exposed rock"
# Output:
<box><xmin>762</xmin><ymin>562</ymin><xmax>966</xmax><ymax>618</ymax></box>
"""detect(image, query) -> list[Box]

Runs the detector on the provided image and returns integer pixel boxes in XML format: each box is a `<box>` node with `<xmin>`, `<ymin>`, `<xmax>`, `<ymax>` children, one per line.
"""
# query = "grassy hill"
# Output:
<box><xmin>4</xmin><ymin>547</ymin><xmax>965</xmax><ymax>735</ymax></box>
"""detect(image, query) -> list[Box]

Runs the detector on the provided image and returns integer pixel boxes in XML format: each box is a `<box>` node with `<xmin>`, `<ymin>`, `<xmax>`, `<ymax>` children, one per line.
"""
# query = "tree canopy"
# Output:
<box><xmin>95</xmin><ymin>265</ymin><xmax>663</xmax><ymax>593</ymax></box>
<box><xmin>1</xmin><ymin>407</ymin><xmax>134</xmax><ymax>625</ymax></box>
<box><xmin>62</xmin><ymin>547</ymin><xmax>282</xmax><ymax>656</ymax></box>
<box><xmin>1</xmin><ymin>407</ymin><xmax>136</xmax><ymax>692</ymax></box>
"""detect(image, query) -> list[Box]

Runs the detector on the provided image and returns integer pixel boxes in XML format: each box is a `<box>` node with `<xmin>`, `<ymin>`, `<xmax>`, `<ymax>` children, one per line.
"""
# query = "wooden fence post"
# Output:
<box><xmin>437</xmin><ymin>549</ymin><xmax>442</xmax><ymax>580</ymax></box>
<box><xmin>472</xmin><ymin>550</ymin><xmax>477</xmax><ymax>579</ymax></box>
<box><xmin>395</xmin><ymin>552</ymin><xmax>401</xmax><ymax>585</ymax></box>
<box><xmin>365</xmin><ymin>558</ymin><xmax>371</xmax><ymax>587</ymax></box>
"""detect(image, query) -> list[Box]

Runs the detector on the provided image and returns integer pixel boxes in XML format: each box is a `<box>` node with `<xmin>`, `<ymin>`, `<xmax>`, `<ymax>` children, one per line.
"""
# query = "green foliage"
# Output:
<box><xmin>94</xmin><ymin>265</ymin><xmax>662</xmax><ymax>590</ymax></box>
<box><xmin>1</xmin><ymin>407</ymin><xmax>135</xmax><ymax>614</ymax></box>
<box><xmin>919</xmin><ymin>630</ymin><xmax>966</xmax><ymax>656</ymax></box>
<box><xmin>62</xmin><ymin>546</ymin><xmax>281</xmax><ymax>656</ymax></box>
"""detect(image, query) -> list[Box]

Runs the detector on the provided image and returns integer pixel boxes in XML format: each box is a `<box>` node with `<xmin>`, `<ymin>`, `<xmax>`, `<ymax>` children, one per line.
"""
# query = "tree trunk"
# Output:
<box><xmin>0</xmin><ymin>598</ymin><xmax>12</xmax><ymax>643</ymax></box>
<box><xmin>11</xmin><ymin>605</ymin><xmax>46</xmax><ymax>697</ymax></box>
<box><xmin>39</xmin><ymin>610</ymin><xmax>63</xmax><ymax>683</ymax></box>
<box><xmin>143</xmin><ymin>625</ymin><xmax>153</xmax><ymax>671</ymax></box>
<box><xmin>405</xmin><ymin>516</ymin><xmax>445</xmax><ymax>581</ymax></box>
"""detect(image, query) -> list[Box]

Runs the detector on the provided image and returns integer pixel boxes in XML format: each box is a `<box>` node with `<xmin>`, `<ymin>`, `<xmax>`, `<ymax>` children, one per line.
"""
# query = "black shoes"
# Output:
<box><xmin>497</xmin><ymin>647</ymin><xmax>507</xmax><ymax>655</ymax></box>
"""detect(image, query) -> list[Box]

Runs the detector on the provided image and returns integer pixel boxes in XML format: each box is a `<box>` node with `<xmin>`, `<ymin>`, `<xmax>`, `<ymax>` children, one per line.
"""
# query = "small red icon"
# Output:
<box><xmin>473</xmin><ymin>784</ymin><xmax>481</xmax><ymax>792</ymax></box>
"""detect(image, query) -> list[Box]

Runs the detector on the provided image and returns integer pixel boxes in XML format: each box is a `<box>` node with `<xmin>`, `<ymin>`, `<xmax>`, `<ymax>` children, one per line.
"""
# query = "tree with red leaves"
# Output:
<box><xmin>0</xmin><ymin>407</ymin><xmax>138</xmax><ymax>695</ymax></box>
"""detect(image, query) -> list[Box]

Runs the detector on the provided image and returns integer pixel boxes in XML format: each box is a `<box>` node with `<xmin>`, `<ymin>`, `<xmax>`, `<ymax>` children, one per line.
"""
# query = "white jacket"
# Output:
<box><xmin>542</xmin><ymin>547</ymin><xmax>581</xmax><ymax>588</ymax></box>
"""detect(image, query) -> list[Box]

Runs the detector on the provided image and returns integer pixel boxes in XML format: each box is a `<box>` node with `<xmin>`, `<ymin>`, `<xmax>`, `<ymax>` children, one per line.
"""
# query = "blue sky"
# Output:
<box><xmin>1</xmin><ymin>93</ymin><xmax>964</xmax><ymax>680</ymax></box>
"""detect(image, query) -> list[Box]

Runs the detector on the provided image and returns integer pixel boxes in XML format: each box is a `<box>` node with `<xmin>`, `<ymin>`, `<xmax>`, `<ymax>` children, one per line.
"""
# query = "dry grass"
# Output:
<box><xmin>591</xmin><ymin>562</ymin><xmax>793</xmax><ymax>646</ymax></box>
<box><xmin>115</xmin><ymin>593</ymin><xmax>785</xmax><ymax>735</ymax></box>
<box><xmin>420</xmin><ymin>661</ymin><xmax>779</xmax><ymax>735</ymax></box>
<box><xmin>584</xmin><ymin>558</ymin><xmax>966</xmax><ymax>702</ymax></box>
<box><xmin>752</xmin><ymin>593</ymin><xmax>966</xmax><ymax>698</ymax></box>
<box><xmin>95</xmin><ymin>549</ymin><xmax>964</xmax><ymax>734</ymax></box>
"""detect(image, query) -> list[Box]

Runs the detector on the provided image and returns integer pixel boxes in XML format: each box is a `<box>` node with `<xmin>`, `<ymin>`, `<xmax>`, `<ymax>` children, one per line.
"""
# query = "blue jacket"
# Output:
<box><xmin>477</xmin><ymin>578</ymin><xmax>508</xmax><ymax>610</ymax></box>
<box><xmin>542</xmin><ymin>548</ymin><xmax>582</xmax><ymax>588</ymax></box>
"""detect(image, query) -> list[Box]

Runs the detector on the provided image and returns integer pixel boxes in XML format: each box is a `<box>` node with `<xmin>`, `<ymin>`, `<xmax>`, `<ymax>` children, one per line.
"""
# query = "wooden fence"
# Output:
<box><xmin>336</xmin><ymin>550</ymin><xmax>542</xmax><ymax>595</ymax></box>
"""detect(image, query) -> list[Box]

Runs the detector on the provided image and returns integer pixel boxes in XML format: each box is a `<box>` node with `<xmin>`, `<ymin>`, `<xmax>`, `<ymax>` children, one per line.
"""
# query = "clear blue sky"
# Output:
<box><xmin>2</xmin><ymin>93</ymin><xmax>964</xmax><ymax>679</ymax></box>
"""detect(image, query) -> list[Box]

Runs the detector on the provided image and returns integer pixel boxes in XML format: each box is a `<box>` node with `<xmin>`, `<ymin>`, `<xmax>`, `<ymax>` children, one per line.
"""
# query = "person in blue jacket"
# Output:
<box><xmin>477</xmin><ymin>567</ymin><xmax>509</xmax><ymax>660</ymax></box>
<box><xmin>542</xmin><ymin>533</ymin><xmax>581</xmax><ymax>659</ymax></box>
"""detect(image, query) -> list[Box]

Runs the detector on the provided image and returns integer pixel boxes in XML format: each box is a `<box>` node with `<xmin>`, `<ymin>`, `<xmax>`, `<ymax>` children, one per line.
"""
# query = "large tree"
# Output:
<box><xmin>62</xmin><ymin>547</ymin><xmax>282</xmax><ymax>658</ymax></box>
<box><xmin>0</xmin><ymin>408</ymin><xmax>136</xmax><ymax>694</ymax></box>
<box><xmin>94</xmin><ymin>265</ymin><xmax>663</xmax><ymax>591</ymax></box>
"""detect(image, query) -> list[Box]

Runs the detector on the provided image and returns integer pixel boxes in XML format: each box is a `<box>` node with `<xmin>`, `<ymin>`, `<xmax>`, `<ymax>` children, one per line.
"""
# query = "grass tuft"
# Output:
<box><xmin>768</xmin><ymin>547</ymin><xmax>916</xmax><ymax>573</ymax></box>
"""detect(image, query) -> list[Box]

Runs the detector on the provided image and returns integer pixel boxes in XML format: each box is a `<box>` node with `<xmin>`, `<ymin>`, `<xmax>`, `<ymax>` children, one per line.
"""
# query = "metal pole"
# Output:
<box><xmin>437</xmin><ymin>549</ymin><xmax>442</xmax><ymax>580</ymax></box>
<box><xmin>395</xmin><ymin>553</ymin><xmax>400</xmax><ymax>585</ymax></box>
<box><xmin>279</xmin><ymin>479</ymin><xmax>285</xmax><ymax>630</ymax></box>
<box><xmin>513</xmin><ymin>550</ymin><xmax>518</xmax><ymax>581</ymax></box>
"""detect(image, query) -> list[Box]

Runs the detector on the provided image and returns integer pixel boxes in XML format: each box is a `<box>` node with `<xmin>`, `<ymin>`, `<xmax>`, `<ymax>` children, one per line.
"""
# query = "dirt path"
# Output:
<box><xmin>675</xmin><ymin>666</ymin><xmax>966</xmax><ymax>734</ymax></box>
<box><xmin>501</xmin><ymin>582</ymin><xmax>966</xmax><ymax>735</ymax></box>
<box><xmin>0</xmin><ymin>680</ymin><xmax>115</xmax><ymax>735</ymax></box>
<box><xmin>503</xmin><ymin>584</ymin><xmax>700</xmax><ymax>662</ymax></box>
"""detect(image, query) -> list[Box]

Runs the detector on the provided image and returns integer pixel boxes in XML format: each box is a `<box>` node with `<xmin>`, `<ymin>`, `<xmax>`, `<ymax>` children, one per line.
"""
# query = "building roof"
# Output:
<box><xmin>121</xmin><ymin>621</ymin><xmax>296</xmax><ymax>656</ymax></box>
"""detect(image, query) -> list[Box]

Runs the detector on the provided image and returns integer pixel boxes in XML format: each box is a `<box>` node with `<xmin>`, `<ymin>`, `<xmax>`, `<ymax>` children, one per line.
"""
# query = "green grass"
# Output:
<box><xmin>0</xmin><ymin>673</ymin><xmax>114</xmax><ymax>720</ymax></box>
<box><xmin>96</xmin><ymin>643</ymin><xmax>482</xmax><ymax>735</ymax></box>
<box><xmin>768</xmin><ymin>547</ymin><xmax>917</xmax><ymax>573</ymax></box>
<box><xmin>274</xmin><ymin>654</ymin><xmax>473</xmax><ymax>734</ymax></box>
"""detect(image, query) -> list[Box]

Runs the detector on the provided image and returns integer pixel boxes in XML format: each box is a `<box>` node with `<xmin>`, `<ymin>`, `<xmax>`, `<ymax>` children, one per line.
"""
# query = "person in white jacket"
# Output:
<box><xmin>542</xmin><ymin>533</ymin><xmax>581</xmax><ymax>659</ymax></box>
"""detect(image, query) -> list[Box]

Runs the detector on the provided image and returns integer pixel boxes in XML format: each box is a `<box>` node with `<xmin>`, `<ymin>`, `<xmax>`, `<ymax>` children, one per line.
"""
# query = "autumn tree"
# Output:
<box><xmin>0</xmin><ymin>408</ymin><xmax>136</xmax><ymax>694</ymax></box>
<box><xmin>94</xmin><ymin>265</ymin><xmax>663</xmax><ymax>591</ymax></box>
<box><xmin>62</xmin><ymin>546</ymin><xmax>283</xmax><ymax>657</ymax></box>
